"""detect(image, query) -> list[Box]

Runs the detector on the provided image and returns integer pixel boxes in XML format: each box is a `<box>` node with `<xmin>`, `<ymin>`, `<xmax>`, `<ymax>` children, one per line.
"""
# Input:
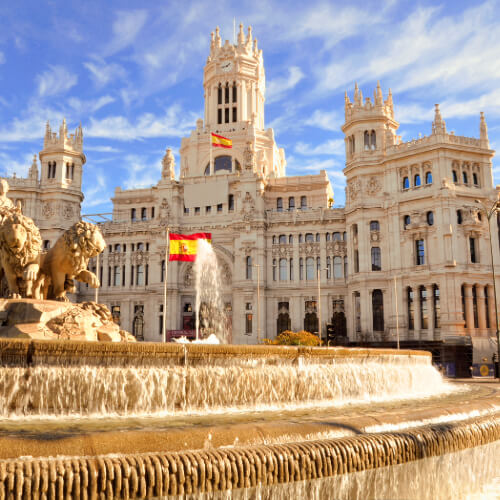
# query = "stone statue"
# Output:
<box><xmin>0</xmin><ymin>179</ymin><xmax>14</xmax><ymax>211</ymax></box>
<box><xmin>35</xmin><ymin>221</ymin><xmax>106</xmax><ymax>301</ymax></box>
<box><xmin>162</xmin><ymin>148</ymin><xmax>176</xmax><ymax>180</ymax></box>
<box><xmin>0</xmin><ymin>210</ymin><xmax>42</xmax><ymax>298</ymax></box>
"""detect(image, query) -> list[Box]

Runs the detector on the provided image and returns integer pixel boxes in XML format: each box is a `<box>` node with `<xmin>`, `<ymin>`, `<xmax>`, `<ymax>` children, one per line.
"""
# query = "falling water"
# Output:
<box><xmin>194</xmin><ymin>239</ymin><xmax>227</xmax><ymax>342</ymax></box>
<box><xmin>0</xmin><ymin>355</ymin><xmax>449</xmax><ymax>418</ymax></box>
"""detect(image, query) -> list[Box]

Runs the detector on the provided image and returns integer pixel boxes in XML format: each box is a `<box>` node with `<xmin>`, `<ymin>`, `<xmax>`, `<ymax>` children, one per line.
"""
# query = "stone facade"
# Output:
<box><xmin>3</xmin><ymin>25</ymin><xmax>499</xmax><ymax>351</ymax></box>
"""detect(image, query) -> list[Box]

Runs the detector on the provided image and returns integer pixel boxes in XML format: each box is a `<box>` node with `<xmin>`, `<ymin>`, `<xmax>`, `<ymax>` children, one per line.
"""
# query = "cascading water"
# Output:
<box><xmin>194</xmin><ymin>239</ymin><xmax>227</xmax><ymax>343</ymax></box>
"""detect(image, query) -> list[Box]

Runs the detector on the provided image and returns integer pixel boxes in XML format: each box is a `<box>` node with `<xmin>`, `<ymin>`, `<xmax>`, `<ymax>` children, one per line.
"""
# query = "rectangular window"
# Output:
<box><xmin>225</xmin><ymin>108</ymin><xmax>229</xmax><ymax>123</ymax></box>
<box><xmin>408</xmin><ymin>288</ymin><xmax>414</xmax><ymax>330</ymax></box>
<box><xmin>232</xmin><ymin>84</ymin><xmax>237</xmax><ymax>102</ymax></box>
<box><xmin>232</xmin><ymin>107</ymin><xmax>237</xmax><ymax>122</ymax></box>
<box><xmin>416</xmin><ymin>239</ymin><xmax>425</xmax><ymax>265</ymax></box>
<box><xmin>434</xmin><ymin>286</ymin><xmax>440</xmax><ymax>329</ymax></box>
<box><xmin>122</xmin><ymin>265</ymin><xmax>126</xmax><ymax>286</ymax></box>
<box><xmin>130</xmin><ymin>265</ymin><xmax>134</xmax><ymax>286</ymax></box>
<box><xmin>371</xmin><ymin>247</ymin><xmax>381</xmax><ymax>271</ymax></box>
<box><xmin>131</xmin><ymin>208</ymin><xmax>136</xmax><ymax>221</ymax></box>
<box><xmin>195</xmin><ymin>207</ymin><xmax>200</xmax><ymax>215</ymax></box>
<box><xmin>206</xmin><ymin>206</ymin><xmax>211</xmax><ymax>214</ymax></box>
<box><xmin>299</xmin><ymin>258</ymin><xmax>304</xmax><ymax>280</ymax></box>
<box><xmin>228</xmin><ymin>194</ymin><xmax>234</xmax><ymax>211</ymax></box>
<box><xmin>107</xmin><ymin>266</ymin><xmax>111</xmax><ymax>287</ymax></box>
<box><xmin>354</xmin><ymin>250</ymin><xmax>359</xmax><ymax>273</ymax></box>
<box><xmin>470</xmin><ymin>237</ymin><xmax>477</xmax><ymax>263</ymax></box>
<box><xmin>113</xmin><ymin>265</ymin><xmax>121</xmax><ymax>286</ymax></box>
<box><xmin>290</xmin><ymin>258</ymin><xmax>294</xmax><ymax>281</ymax></box>
<box><xmin>136</xmin><ymin>265</ymin><xmax>144</xmax><ymax>286</ymax></box>
<box><xmin>217</xmin><ymin>203</ymin><xmax>223</xmax><ymax>212</ymax></box>
<box><xmin>151</xmin><ymin>207</ymin><xmax>155</xmax><ymax>218</ymax></box>
<box><xmin>184</xmin><ymin>206</ymin><xmax>189</xmax><ymax>214</ymax></box>
<box><xmin>245</xmin><ymin>313</ymin><xmax>253</xmax><ymax>334</ymax></box>
<box><xmin>420</xmin><ymin>287</ymin><xmax>428</xmax><ymax>330</ymax></box>
<box><xmin>217</xmin><ymin>108</ymin><xmax>222</xmax><ymax>124</ymax></box>
<box><xmin>145</xmin><ymin>264</ymin><xmax>149</xmax><ymax>286</ymax></box>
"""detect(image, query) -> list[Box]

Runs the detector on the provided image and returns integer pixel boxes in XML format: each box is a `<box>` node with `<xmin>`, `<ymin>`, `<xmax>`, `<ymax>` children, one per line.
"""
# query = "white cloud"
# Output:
<box><xmin>120</xmin><ymin>154</ymin><xmax>159</xmax><ymax>190</ymax></box>
<box><xmin>305</xmin><ymin>109</ymin><xmax>341</xmax><ymax>131</ymax></box>
<box><xmin>85</xmin><ymin>104</ymin><xmax>197</xmax><ymax>140</ymax></box>
<box><xmin>84</xmin><ymin>59</ymin><xmax>127</xmax><ymax>87</ymax></box>
<box><xmin>267</xmin><ymin>66</ymin><xmax>304</xmax><ymax>103</ymax></box>
<box><xmin>295</xmin><ymin>139</ymin><xmax>345</xmax><ymax>156</ymax></box>
<box><xmin>81</xmin><ymin>172</ymin><xmax>110</xmax><ymax>210</ymax></box>
<box><xmin>106</xmin><ymin>10</ymin><xmax>148</xmax><ymax>55</ymax></box>
<box><xmin>37</xmin><ymin>65</ymin><xmax>78</xmax><ymax>97</ymax></box>
<box><xmin>67</xmin><ymin>95</ymin><xmax>115</xmax><ymax>114</ymax></box>
<box><xmin>0</xmin><ymin>152</ymin><xmax>34</xmax><ymax>178</ymax></box>
<box><xmin>85</xmin><ymin>145</ymin><xmax>122</xmax><ymax>153</ymax></box>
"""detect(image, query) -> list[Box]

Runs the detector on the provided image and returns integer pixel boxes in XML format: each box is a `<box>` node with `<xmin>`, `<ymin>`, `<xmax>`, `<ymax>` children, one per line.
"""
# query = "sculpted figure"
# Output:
<box><xmin>37</xmin><ymin>221</ymin><xmax>105</xmax><ymax>301</ymax></box>
<box><xmin>0</xmin><ymin>210</ymin><xmax>42</xmax><ymax>298</ymax></box>
<box><xmin>0</xmin><ymin>180</ymin><xmax>14</xmax><ymax>211</ymax></box>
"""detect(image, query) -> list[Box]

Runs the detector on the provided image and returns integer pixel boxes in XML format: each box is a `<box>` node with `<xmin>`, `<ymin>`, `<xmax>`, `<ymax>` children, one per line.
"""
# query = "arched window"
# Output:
<box><xmin>306</xmin><ymin>257</ymin><xmax>315</xmax><ymax>280</ymax></box>
<box><xmin>300</xmin><ymin>196</ymin><xmax>307</xmax><ymax>209</ymax></box>
<box><xmin>427</xmin><ymin>211</ymin><xmax>434</xmax><ymax>226</ymax></box>
<box><xmin>305</xmin><ymin>233</ymin><xmax>314</xmax><ymax>242</ymax></box>
<box><xmin>370</xmin><ymin>220</ymin><xmax>380</xmax><ymax>231</ymax></box>
<box><xmin>214</xmin><ymin>155</ymin><xmax>232</xmax><ymax>173</ymax></box>
<box><xmin>137</xmin><ymin>242</ymin><xmax>144</xmax><ymax>251</ymax></box>
<box><xmin>288</xmin><ymin>197</ymin><xmax>295</xmax><ymax>210</ymax></box>
<box><xmin>404</xmin><ymin>215</ymin><xmax>411</xmax><ymax>229</ymax></box>
<box><xmin>425</xmin><ymin>171</ymin><xmax>432</xmax><ymax>184</ymax></box>
<box><xmin>279</xmin><ymin>258</ymin><xmax>287</xmax><ymax>281</ymax></box>
<box><xmin>141</xmin><ymin>207</ymin><xmax>147</xmax><ymax>220</ymax></box>
<box><xmin>457</xmin><ymin>210</ymin><xmax>463</xmax><ymax>224</ymax></box>
<box><xmin>326</xmin><ymin>233</ymin><xmax>330</xmax><ymax>242</ymax></box>
<box><xmin>225</xmin><ymin>82</ymin><xmax>230</xmax><ymax>104</ymax></box>
<box><xmin>371</xmin><ymin>247</ymin><xmax>381</xmax><ymax>271</ymax></box>
<box><xmin>407</xmin><ymin>287</ymin><xmax>414</xmax><ymax>330</ymax></box>
<box><xmin>414</xmin><ymin>174</ymin><xmax>421</xmax><ymax>187</ymax></box>
<box><xmin>473</xmin><ymin>172</ymin><xmax>479</xmax><ymax>186</ymax></box>
<box><xmin>332</xmin><ymin>232</ymin><xmax>341</xmax><ymax>241</ymax></box>
<box><xmin>333</xmin><ymin>256</ymin><xmax>342</xmax><ymax>278</ymax></box>
<box><xmin>370</xmin><ymin>130</ymin><xmax>376</xmax><ymax>150</ymax></box>
<box><xmin>289</xmin><ymin>235</ymin><xmax>293</xmax><ymax>244</ymax></box>
<box><xmin>132</xmin><ymin>307</ymin><xmax>144</xmax><ymax>341</ymax></box>
<box><xmin>279</xmin><ymin>234</ymin><xmax>286</xmax><ymax>244</ymax></box>
<box><xmin>403</xmin><ymin>176</ymin><xmax>410</xmax><ymax>189</ymax></box>
<box><xmin>463</xmin><ymin>171</ymin><xmax>468</xmax><ymax>184</ymax></box>
<box><xmin>372</xmin><ymin>289</ymin><xmax>384</xmax><ymax>331</ymax></box>
<box><xmin>114</xmin><ymin>244</ymin><xmax>121</xmax><ymax>252</ymax></box>
<box><xmin>299</xmin><ymin>234</ymin><xmax>303</xmax><ymax>243</ymax></box>
<box><xmin>420</xmin><ymin>286</ymin><xmax>428</xmax><ymax>329</ymax></box>
<box><xmin>272</xmin><ymin>259</ymin><xmax>277</xmax><ymax>281</ymax></box>
<box><xmin>364</xmin><ymin>130</ymin><xmax>370</xmax><ymax>150</ymax></box>
<box><xmin>232</xmin><ymin>82</ymin><xmax>237</xmax><ymax>102</ymax></box>
<box><xmin>277</xmin><ymin>197</ymin><xmax>283</xmax><ymax>212</ymax></box>
<box><xmin>452</xmin><ymin>170</ymin><xmax>458</xmax><ymax>183</ymax></box>
<box><xmin>316</xmin><ymin>233</ymin><xmax>320</xmax><ymax>242</ymax></box>
<box><xmin>246</xmin><ymin>256</ymin><xmax>252</xmax><ymax>279</ymax></box>
<box><xmin>217</xmin><ymin>84</ymin><xmax>222</xmax><ymax>105</ymax></box>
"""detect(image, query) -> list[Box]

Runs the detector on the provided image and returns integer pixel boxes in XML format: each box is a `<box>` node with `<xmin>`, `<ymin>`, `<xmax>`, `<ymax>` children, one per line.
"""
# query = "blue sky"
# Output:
<box><xmin>1</xmin><ymin>0</ymin><xmax>500</xmax><ymax>213</ymax></box>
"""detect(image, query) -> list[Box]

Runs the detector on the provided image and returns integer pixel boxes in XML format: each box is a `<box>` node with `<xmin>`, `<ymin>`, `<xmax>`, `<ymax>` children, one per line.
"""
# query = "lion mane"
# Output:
<box><xmin>0</xmin><ymin>210</ymin><xmax>42</xmax><ymax>297</ymax></box>
<box><xmin>37</xmin><ymin>221</ymin><xmax>105</xmax><ymax>301</ymax></box>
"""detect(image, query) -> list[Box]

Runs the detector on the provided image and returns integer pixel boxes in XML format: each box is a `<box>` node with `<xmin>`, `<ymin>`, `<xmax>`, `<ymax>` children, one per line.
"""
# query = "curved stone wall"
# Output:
<box><xmin>1</xmin><ymin>414</ymin><xmax>498</xmax><ymax>499</ymax></box>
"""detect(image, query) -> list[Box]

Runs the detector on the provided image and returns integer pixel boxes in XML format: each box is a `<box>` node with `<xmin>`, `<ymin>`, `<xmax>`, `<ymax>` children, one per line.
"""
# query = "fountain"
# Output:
<box><xmin>0</xmin><ymin>184</ymin><xmax>498</xmax><ymax>498</ymax></box>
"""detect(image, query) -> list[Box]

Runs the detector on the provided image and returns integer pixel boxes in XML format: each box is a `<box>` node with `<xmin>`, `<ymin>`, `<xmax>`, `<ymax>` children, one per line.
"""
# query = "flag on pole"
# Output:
<box><xmin>169</xmin><ymin>233</ymin><xmax>212</xmax><ymax>261</ymax></box>
<box><xmin>211</xmin><ymin>133</ymin><xmax>232</xmax><ymax>149</ymax></box>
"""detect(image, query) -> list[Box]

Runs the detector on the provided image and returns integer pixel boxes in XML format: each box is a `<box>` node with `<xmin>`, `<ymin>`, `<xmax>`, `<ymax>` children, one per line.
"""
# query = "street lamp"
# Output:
<box><xmin>475</xmin><ymin>197</ymin><xmax>500</xmax><ymax>378</ymax></box>
<box><xmin>253</xmin><ymin>263</ymin><xmax>261</xmax><ymax>344</ymax></box>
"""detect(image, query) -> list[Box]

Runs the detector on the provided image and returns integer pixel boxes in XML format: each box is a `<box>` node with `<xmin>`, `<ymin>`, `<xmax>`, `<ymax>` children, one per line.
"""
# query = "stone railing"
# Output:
<box><xmin>387</xmin><ymin>133</ymin><xmax>482</xmax><ymax>155</ymax></box>
<box><xmin>266</xmin><ymin>207</ymin><xmax>345</xmax><ymax>224</ymax></box>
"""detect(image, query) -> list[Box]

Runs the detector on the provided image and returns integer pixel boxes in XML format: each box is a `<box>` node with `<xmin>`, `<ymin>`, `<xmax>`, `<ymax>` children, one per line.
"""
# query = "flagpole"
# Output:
<box><xmin>163</xmin><ymin>227</ymin><xmax>169</xmax><ymax>343</ymax></box>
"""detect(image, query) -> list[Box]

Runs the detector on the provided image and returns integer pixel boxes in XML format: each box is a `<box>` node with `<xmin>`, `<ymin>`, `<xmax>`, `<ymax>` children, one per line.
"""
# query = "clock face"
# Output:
<box><xmin>221</xmin><ymin>61</ymin><xmax>233</xmax><ymax>72</ymax></box>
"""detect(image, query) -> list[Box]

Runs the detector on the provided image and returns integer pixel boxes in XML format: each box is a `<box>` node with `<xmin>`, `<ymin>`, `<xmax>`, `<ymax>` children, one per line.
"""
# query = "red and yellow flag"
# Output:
<box><xmin>211</xmin><ymin>132</ymin><xmax>232</xmax><ymax>149</ymax></box>
<box><xmin>169</xmin><ymin>233</ymin><xmax>212</xmax><ymax>262</ymax></box>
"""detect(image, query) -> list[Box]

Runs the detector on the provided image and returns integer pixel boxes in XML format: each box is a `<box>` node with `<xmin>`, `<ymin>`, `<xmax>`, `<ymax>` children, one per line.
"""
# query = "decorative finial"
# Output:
<box><xmin>375</xmin><ymin>81</ymin><xmax>383</xmax><ymax>105</ymax></box>
<box><xmin>238</xmin><ymin>23</ymin><xmax>245</xmax><ymax>45</ymax></box>
<box><xmin>480</xmin><ymin>111</ymin><xmax>489</xmax><ymax>146</ymax></box>
<box><xmin>432</xmin><ymin>104</ymin><xmax>446</xmax><ymax>135</ymax></box>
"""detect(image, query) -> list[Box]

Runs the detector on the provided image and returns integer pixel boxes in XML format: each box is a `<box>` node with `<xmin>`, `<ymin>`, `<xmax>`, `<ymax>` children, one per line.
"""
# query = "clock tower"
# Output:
<box><xmin>203</xmin><ymin>24</ymin><xmax>265</xmax><ymax>130</ymax></box>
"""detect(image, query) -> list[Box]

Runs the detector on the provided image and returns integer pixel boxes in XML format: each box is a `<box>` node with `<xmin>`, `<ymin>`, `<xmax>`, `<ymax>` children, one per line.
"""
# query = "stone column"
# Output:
<box><xmin>464</xmin><ymin>284</ymin><xmax>474</xmax><ymax>334</ymax></box>
<box><xmin>426</xmin><ymin>284</ymin><xmax>435</xmax><ymax>341</ymax></box>
<box><xmin>487</xmin><ymin>284</ymin><xmax>497</xmax><ymax>334</ymax></box>
<box><xmin>477</xmin><ymin>285</ymin><xmax>487</xmax><ymax>335</ymax></box>
<box><xmin>360</xmin><ymin>288</ymin><xmax>370</xmax><ymax>339</ymax></box>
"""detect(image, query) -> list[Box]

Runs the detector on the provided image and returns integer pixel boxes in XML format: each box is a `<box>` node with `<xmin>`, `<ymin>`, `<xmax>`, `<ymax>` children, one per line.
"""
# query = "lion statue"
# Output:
<box><xmin>0</xmin><ymin>210</ymin><xmax>42</xmax><ymax>298</ymax></box>
<box><xmin>36</xmin><ymin>221</ymin><xmax>106</xmax><ymax>301</ymax></box>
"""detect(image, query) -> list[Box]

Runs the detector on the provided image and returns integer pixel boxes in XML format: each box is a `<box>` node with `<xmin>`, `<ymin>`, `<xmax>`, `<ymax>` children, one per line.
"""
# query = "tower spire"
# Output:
<box><xmin>237</xmin><ymin>22</ymin><xmax>245</xmax><ymax>46</ymax></box>
<box><xmin>480</xmin><ymin>111</ymin><xmax>489</xmax><ymax>147</ymax></box>
<box><xmin>215</xmin><ymin>26</ymin><xmax>221</xmax><ymax>48</ymax></box>
<box><xmin>375</xmin><ymin>81</ymin><xmax>383</xmax><ymax>106</ymax></box>
<box><xmin>432</xmin><ymin>104</ymin><xmax>446</xmax><ymax>135</ymax></box>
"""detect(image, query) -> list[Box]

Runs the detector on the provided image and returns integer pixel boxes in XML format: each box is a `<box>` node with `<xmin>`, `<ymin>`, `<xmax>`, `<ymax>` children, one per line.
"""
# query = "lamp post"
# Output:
<box><xmin>253</xmin><ymin>263</ymin><xmax>261</xmax><ymax>343</ymax></box>
<box><xmin>475</xmin><ymin>197</ymin><xmax>500</xmax><ymax>378</ymax></box>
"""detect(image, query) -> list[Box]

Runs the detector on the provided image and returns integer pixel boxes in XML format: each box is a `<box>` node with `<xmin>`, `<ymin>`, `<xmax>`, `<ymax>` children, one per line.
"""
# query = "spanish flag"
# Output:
<box><xmin>211</xmin><ymin>132</ymin><xmax>232</xmax><ymax>149</ymax></box>
<box><xmin>169</xmin><ymin>233</ymin><xmax>212</xmax><ymax>262</ymax></box>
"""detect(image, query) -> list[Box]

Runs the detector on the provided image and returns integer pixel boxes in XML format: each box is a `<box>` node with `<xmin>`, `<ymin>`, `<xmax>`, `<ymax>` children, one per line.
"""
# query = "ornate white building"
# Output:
<box><xmin>3</xmin><ymin>25</ymin><xmax>499</xmax><ymax>373</ymax></box>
